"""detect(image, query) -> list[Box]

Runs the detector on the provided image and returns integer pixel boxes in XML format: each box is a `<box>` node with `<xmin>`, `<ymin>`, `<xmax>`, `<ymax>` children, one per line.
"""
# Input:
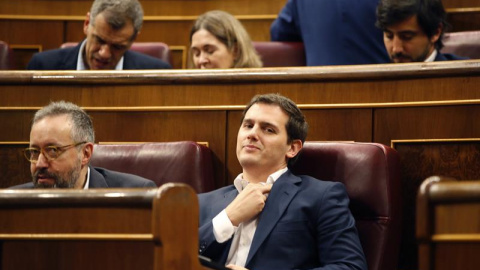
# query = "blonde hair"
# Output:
<box><xmin>188</xmin><ymin>10</ymin><xmax>263</xmax><ymax>68</ymax></box>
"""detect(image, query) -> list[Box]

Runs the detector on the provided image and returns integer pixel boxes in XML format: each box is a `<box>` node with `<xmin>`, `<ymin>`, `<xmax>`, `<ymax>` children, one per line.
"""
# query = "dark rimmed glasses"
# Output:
<box><xmin>23</xmin><ymin>141</ymin><xmax>87</xmax><ymax>163</ymax></box>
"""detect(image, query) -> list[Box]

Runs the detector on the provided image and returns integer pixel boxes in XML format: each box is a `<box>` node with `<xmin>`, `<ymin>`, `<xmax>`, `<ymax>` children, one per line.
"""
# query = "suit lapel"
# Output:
<box><xmin>246</xmin><ymin>172</ymin><xmax>301</xmax><ymax>265</ymax></box>
<box><xmin>123</xmin><ymin>50</ymin><xmax>132</xmax><ymax>69</ymax></box>
<box><xmin>222</xmin><ymin>187</ymin><xmax>238</xmax><ymax>208</ymax></box>
<box><xmin>88</xmin><ymin>166</ymin><xmax>109</xmax><ymax>188</ymax></box>
<box><xmin>217</xmin><ymin>187</ymin><xmax>238</xmax><ymax>262</ymax></box>
<box><xmin>434</xmin><ymin>53</ymin><xmax>446</xmax><ymax>61</ymax></box>
<box><xmin>63</xmin><ymin>42</ymin><xmax>82</xmax><ymax>70</ymax></box>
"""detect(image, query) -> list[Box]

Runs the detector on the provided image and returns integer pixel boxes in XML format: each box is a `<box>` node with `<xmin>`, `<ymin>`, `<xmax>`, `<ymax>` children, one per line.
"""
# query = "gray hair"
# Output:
<box><xmin>33</xmin><ymin>101</ymin><xmax>95</xmax><ymax>144</ymax></box>
<box><xmin>89</xmin><ymin>0</ymin><xmax>144</xmax><ymax>37</ymax></box>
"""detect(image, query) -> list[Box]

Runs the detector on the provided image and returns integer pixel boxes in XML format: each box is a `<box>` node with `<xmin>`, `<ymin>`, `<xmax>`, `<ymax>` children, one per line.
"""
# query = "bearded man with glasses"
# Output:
<box><xmin>10</xmin><ymin>101</ymin><xmax>156</xmax><ymax>189</ymax></box>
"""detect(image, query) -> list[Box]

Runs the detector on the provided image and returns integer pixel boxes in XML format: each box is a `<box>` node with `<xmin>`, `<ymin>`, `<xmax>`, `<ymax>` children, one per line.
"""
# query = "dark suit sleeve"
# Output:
<box><xmin>314</xmin><ymin>183</ymin><xmax>367</xmax><ymax>270</ymax></box>
<box><xmin>270</xmin><ymin>0</ymin><xmax>302</xmax><ymax>41</ymax></box>
<box><xmin>198</xmin><ymin>191</ymin><xmax>232</xmax><ymax>263</ymax></box>
<box><xmin>198</xmin><ymin>220</ymin><xmax>230</xmax><ymax>260</ymax></box>
<box><xmin>26</xmin><ymin>53</ymin><xmax>42</xmax><ymax>70</ymax></box>
<box><xmin>140</xmin><ymin>180</ymin><xmax>157</xmax><ymax>188</ymax></box>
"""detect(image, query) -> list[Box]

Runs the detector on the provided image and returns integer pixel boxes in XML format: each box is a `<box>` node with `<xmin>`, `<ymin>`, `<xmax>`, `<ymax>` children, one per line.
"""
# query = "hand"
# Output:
<box><xmin>226</xmin><ymin>264</ymin><xmax>249</xmax><ymax>270</ymax></box>
<box><xmin>225</xmin><ymin>183</ymin><xmax>272</xmax><ymax>226</ymax></box>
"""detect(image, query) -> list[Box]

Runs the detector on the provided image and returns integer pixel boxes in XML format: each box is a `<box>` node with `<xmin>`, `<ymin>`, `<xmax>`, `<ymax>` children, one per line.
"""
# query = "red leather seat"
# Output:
<box><xmin>442</xmin><ymin>31</ymin><xmax>480</xmax><ymax>59</ymax></box>
<box><xmin>290</xmin><ymin>142</ymin><xmax>402</xmax><ymax>270</ymax></box>
<box><xmin>90</xmin><ymin>141</ymin><xmax>215</xmax><ymax>193</ymax></box>
<box><xmin>253</xmin><ymin>41</ymin><xmax>306</xmax><ymax>67</ymax></box>
<box><xmin>0</xmin><ymin>41</ymin><xmax>14</xmax><ymax>70</ymax></box>
<box><xmin>60</xmin><ymin>41</ymin><xmax>172</xmax><ymax>65</ymax></box>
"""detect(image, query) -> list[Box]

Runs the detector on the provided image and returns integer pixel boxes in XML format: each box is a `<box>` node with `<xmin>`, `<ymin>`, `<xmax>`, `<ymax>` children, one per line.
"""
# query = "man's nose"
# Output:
<box><xmin>34</xmin><ymin>152</ymin><xmax>49</xmax><ymax>168</ymax></box>
<box><xmin>98</xmin><ymin>44</ymin><xmax>112</xmax><ymax>58</ymax></box>
<box><xmin>246</xmin><ymin>126</ymin><xmax>260</xmax><ymax>140</ymax></box>
<box><xmin>391</xmin><ymin>36</ymin><xmax>404</xmax><ymax>54</ymax></box>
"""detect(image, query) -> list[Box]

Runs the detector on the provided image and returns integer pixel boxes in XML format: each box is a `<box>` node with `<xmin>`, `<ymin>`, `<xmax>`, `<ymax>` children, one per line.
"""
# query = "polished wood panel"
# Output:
<box><xmin>0</xmin><ymin>20</ymin><xmax>64</xmax><ymax>51</ymax></box>
<box><xmin>0</xmin><ymin>0</ymin><xmax>286</xmax><ymax>16</ymax></box>
<box><xmin>0</xmin><ymin>185</ymin><xmax>203</xmax><ymax>270</ymax></box>
<box><xmin>2</xmin><ymin>0</ymin><xmax>478</xmax><ymax>16</ymax></box>
<box><xmin>2</xmin><ymin>61</ymin><xmax>480</xmax><ymax>269</ymax></box>
<box><xmin>417</xmin><ymin>177</ymin><xmax>480</xmax><ymax>270</ymax></box>
<box><xmin>443</xmin><ymin>0</ymin><xmax>480</xmax><ymax>8</ymax></box>
<box><xmin>0</xmin><ymin>143</ymin><xmax>30</xmax><ymax>188</ymax></box>
<box><xmin>376</xmin><ymin>105</ymin><xmax>480</xmax><ymax>270</ymax></box>
<box><xmin>391</xmin><ymin>140</ymin><xmax>480</xmax><ymax>269</ymax></box>
<box><xmin>447</xmin><ymin>9</ymin><xmax>480</xmax><ymax>32</ymax></box>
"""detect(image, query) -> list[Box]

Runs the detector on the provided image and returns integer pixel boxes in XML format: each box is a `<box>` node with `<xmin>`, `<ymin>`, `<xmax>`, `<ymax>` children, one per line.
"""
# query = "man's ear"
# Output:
<box><xmin>430</xmin><ymin>23</ymin><xmax>443</xmax><ymax>44</ymax></box>
<box><xmin>83</xmin><ymin>12</ymin><xmax>91</xmax><ymax>35</ymax></box>
<box><xmin>81</xmin><ymin>142</ymin><xmax>94</xmax><ymax>166</ymax></box>
<box><xmin>286</xmin><ymin>139</ymin><xmax>303</xmax><ymax>159</ymax></box>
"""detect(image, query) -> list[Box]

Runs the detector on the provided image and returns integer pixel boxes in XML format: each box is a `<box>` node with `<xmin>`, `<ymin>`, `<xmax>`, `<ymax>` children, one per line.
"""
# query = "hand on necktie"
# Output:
<box><xmin>225</xmin><ymin>183</ymin><xmax>272</xmax><ymax>226</ymax></box>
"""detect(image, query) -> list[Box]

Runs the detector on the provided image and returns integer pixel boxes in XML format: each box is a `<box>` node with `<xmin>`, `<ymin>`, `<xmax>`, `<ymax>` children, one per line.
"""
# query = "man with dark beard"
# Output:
<box><xmin>10</xmin><ymin>101</ymin><xmax>156</xmax><ymax>189</ymax></box>
<box><xmin>376</xmin><ymin>0</ymin><xmax>467</xmax><ymax>63</ymax></box>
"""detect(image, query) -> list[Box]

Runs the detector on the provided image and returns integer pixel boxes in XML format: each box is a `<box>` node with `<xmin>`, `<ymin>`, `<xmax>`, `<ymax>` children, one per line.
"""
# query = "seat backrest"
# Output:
<box><xmin>60</xmin><ymin>41</ymin><xmax>172</xmax><ymax>65</ymax></box>
<box><xmin>252</xmin><ymin>41</ymin><xmax>306</xmax><ymax>67</ymax></box>
<box><xmin>290</xmin><ymin>142</ymin><xmax>402</xmax><ymax>270</ymax></box>
<box><xmin>442</xmin><ymin>31</ymin><xmax>480</xmax><ymax>59</ymax></box>
<box><xmin>0</xmin><ymin>40</ymin><xmax>14</xmax><ymax>70</ymax></box>
<box><xmin>416</xmin><ymin>176</ymin><xmax>480</xmax><ymax>270</ymax></box>
<box><xmin>90</xmin><ymin>141</ymin><xmax>215</xmax><ymax>193</ymax></box>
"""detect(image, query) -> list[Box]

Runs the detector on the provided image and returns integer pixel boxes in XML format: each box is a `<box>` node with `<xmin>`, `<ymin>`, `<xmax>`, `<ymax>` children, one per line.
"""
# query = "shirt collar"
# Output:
<box><xmin>233</xmin><ymin>167</ymin><xmax>288</xmax><ymax>193</ymax></box>
<box><xmin>76</xmin><ymin>40</ymin><xmax>124</xmax><ymax>70</ymax></box>
<box><xmin>424</xmin><ymin>49</ymin><xmax>438</xmax><ymax>62</ymax></box>
<box><xmin>83</xmin><ymin>166</ymin><xmax>90</xmax><ymax>190</ymax></box>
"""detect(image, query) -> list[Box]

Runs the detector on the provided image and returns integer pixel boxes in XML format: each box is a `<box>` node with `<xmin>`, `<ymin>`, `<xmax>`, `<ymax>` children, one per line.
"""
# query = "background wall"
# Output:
<box><xmin>1</xmin><ymin>0</ymin><xmax>479</xmax><ymax>69</ymax></box>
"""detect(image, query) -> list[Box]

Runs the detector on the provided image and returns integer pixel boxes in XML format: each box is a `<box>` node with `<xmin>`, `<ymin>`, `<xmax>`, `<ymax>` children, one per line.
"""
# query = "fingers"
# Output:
<box><xmin>259</xmin><ymin>183</ymin><xmax>273</xmax><ymax>194</ymax></box>
<box><xmin>226</xmin><ymin>264</ymin><xmax>249</xmax><ymax>270</ymax></box>
<box><xmin>225</xmin><ymin>182</ymin><xmax>273</xmax><ymax>226</ymax></box>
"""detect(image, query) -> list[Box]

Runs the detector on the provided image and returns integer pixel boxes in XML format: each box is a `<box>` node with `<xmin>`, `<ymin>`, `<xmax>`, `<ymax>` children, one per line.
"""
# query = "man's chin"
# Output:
<box><xmin>90</xmin><ymin>59</ymin><xmax>114</xmax><ymax>70</ymax></box>
<box><xmin>34</xmin><ymin>182</ymin><xmax>55</xmax><ymax>188</ymax></box>
<box><xmin>392</xmin><ymin>58</ymin><xmax>412</xmax><ymax>63</ymax></box>
<box><xmin>34</xmin><ymin>178</ymin><xmax>60</xmax><ymax>188</ymax></box>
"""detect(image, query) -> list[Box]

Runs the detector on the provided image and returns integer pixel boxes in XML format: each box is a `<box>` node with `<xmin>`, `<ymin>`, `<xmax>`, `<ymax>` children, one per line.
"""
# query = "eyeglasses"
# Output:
<box><xmin>23</xmin><ymin>141</ymin><xmax>87</xmax><ymax>163</ymax></box>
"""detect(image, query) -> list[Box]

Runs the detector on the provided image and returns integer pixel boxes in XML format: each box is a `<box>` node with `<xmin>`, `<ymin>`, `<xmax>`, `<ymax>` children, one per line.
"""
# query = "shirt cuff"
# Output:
<box><xmin>212</xmin><ymin>209</ymin><xmax>236</xmax><ymax>243</ymax></box>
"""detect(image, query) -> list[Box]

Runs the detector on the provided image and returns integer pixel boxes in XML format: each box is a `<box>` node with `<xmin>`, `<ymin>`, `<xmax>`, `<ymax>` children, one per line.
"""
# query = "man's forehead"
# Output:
<box><xmin>244</xmin><ymin>103</ymin><xmax>288</xmax><ymax>123</ymax></box>
<box><xmin>90</xmin><ymin>14</ymin><xmax>135</xmax><ymax>44</ymax></box>
<box><xmin>32</xmin><ymin>115</ymin><xmax>72</xmax><ymax>132</ymax></box>
<box><xmin>386</xmin><ymin>15</ymin><xmax>422</xmax><ymax>32</ymax></box>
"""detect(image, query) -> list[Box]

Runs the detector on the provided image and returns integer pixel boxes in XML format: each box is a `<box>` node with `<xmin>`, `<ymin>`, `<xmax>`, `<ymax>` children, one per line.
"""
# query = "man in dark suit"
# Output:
<box><xmin>10</xmin><ymin>101</ymin><xmax>156</xmax><ymax>189</ymax></box>
<box><xmin>376</xmin><ymin>0</ymin><xmax>468</xmax><ymax>63</ymax></box>
<box><xmin>27</xmin><ymin>0</ymin><xmax>170</xmax><ymax>70</ymax></box>
<box><xmin>198</xmin><ymin>94</ymin><xmax>367</xmax><ymax>270</ymax></box>
<box><xmin>270</xmin><ymin>0</ymin><xmax>390</xmax><ymax>66</ymax></box>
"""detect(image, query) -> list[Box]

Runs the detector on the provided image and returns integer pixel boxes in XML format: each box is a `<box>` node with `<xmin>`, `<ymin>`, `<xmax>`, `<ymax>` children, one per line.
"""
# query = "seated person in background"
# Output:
<box><xmin>27</xmin><ymin>0</ymin><xmax>171</xmax><ymax>70</ymax></box>
<box><xmin>198</xmin><ymin>93</ymin><xmax>367</xmax><ymax>270</ymax></box>
<box><xmin>10</xmin><ymin>101</ymin><xmax>156</xmax><ymax>189</ymax></box>
<box><xmin>188</xmin><ymin>10</ymin><xmax>262</xmax><ymax>69</ymax></box>
<box><xmin>270</xmin><ymin>0</ymin><xmax>390</xmax><ymax>66</ymax></box>
<box><xmin>376</xmin><ymin>0</ymin><xmax>468</xmax><ymax>63</ymax></box>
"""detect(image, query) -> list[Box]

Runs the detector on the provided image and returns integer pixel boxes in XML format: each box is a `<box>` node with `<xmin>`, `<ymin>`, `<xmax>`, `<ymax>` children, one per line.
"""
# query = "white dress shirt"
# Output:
<box><xmin>212</xmin><ymin>167</ymin><xmax>288</xmax><ymax>267</ymax></box>
<box><xmin>424</xmin><ymin>49</ymin><xmax>438</xmax><ymax>62</ymax></box>
<box><xmin>83</xmin><ymin>166</ymin><xmax>91</xmax><ymax>189</ymax></box>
